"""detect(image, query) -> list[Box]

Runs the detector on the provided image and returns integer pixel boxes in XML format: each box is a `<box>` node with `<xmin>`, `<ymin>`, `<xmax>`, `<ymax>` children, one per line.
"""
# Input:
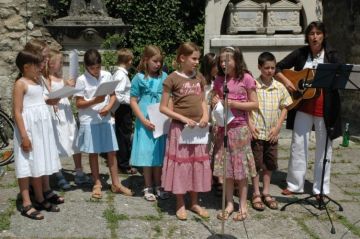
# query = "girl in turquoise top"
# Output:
<box><xmin>130</xmin><ymin>45</ymin><xmax>168</xmax><ymax>202</ymax></box>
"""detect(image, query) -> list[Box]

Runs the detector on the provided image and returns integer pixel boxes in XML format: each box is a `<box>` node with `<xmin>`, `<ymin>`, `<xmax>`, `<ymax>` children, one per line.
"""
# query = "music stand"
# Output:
<box><xmin>280</xmin><ymin>63</ymin><xmax>350</xmax><ymax>234</ymax></box>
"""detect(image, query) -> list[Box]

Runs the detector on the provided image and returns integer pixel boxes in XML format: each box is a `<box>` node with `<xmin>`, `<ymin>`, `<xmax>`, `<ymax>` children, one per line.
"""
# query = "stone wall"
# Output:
<box><xmin>323</xmin><ymin>0</ymin><xmax>360</xmax><ymax>135</ymax></box>
<box><xmin>0</xmin><ymin>0</ymin><xmax>59</xmax><ymax>114</ymax></box>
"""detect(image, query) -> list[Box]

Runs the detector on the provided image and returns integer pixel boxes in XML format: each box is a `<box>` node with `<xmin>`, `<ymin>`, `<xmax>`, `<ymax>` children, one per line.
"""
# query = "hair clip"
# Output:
<box><xmin>224</xmin><ymin>46</ymin><xmax>235</xmax><ymax>52</ymax></box>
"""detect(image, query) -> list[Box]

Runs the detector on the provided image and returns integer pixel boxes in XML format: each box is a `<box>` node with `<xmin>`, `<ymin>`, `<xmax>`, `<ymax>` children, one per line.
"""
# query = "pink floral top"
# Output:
<box><xmin>213</xmin><ymin>73</ymin><xmax>256</xmax><ymax>126</ymax></box>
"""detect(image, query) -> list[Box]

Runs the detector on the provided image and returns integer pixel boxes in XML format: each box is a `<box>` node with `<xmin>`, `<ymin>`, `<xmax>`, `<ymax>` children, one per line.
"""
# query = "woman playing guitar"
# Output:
<box><xmin>275</xmin><ymin>21</ymin><xmax>342</xmax><ymax>198</ymax></box>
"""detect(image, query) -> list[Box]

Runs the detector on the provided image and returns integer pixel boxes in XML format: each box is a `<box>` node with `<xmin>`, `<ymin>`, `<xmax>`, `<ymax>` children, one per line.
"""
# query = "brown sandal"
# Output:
<box><xmin>111</xmin><ymin>184</ymin><xmax>134</xmax><ymax>196</ymax></box>
<box><xmin>251</xmin><ymin>194</ymin><xmax>265</xmax><ymax>211</ymax></box>
<box><xmin>190</xmin><ymin>205</ymin><xmax>209</xmax><ymax>219</ymax></box>
<box><xmin>262</xmin><ymin>194</ymin><xmax>278</xmax><ymax>210</ymax></box>
<box><xmin>217</xmin><ymin>210</ymin><xmax>233</xmax><ymax>221</ymax></box>
<box><xmin>233</xmin><ymin>210</ymin><xmax>248</xmax><ymax>221</ymax></box>
<box><xmin>92</xmin><ymin>185</ymin><xmax>102</xmax><ymax>199</ymax></box>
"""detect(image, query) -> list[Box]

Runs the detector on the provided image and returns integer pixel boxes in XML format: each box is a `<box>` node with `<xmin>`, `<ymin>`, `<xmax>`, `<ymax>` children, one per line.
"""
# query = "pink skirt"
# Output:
<box><xmin>161</xmin><ymin>121</ymin><xmax>212</xmax><ymax>194</ymax></box>
<box><xmin>213</xmin><ymin>125</ymin><xmax>257</xmax><ymax>181</ymax></box>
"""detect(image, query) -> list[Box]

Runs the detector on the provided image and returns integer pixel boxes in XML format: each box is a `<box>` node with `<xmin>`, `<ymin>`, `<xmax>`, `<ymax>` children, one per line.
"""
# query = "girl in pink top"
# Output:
<box><xmin>160</xmin><ymin>42</ymin><xmax>211</xmax><ymax>220</ymax></box>
<box><xmin>213</xmin><ymin>46</ymin><xmax>258</xmax><ymax>221</ymax></box>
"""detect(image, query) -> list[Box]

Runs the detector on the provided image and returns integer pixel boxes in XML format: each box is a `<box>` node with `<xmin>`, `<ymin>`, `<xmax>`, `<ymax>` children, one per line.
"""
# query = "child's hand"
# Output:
<box><xmin>141</xmin><ymin>119</ymin><xmax>155</xmax><ymax>131</ymax></box>
<box><xmin>98</xmin><ymin>106</ymin><xmax>110</xmax><ymax>117</ymax></box>
<box><xmin>21</xmin><ymin>137</ymin><xmax>32</xmax><ymax>152</ymax></box>
<box><xmin>65</xmin><ymin>79</ymin><xmax>76</xmax><ymax>87</ymax></box>
<box><xmin>268</xmin><ymin>126</ymin><xmax>280</xmax><ymax>143</ymax></box>
<box><xmin>93</xmin><ymin>95</ymin><xmax>106</xmax><ymax>104</ymax></box>
<box><xmin>198</xmin><ymin>116</ymin><xmax>209</xmax><ymax>128</ymax></box>
<box><xmin>181</xmin><ymin>117</ymin><xmax>197</xmax><ymax>128</ymax></box>
<box><xmin>46</xmin><ymin>98</ymin><xmax>60</xmax><ymax>105</ymax></box>
<box><xmin>249</xmin><ymin>124</ymin><xmax>259</xmax><ymax>139</ymax></box>
<box><xmin>212</xmin><ymin>94</ymin><xmax>221</xmax><ymax>106</ymax></box>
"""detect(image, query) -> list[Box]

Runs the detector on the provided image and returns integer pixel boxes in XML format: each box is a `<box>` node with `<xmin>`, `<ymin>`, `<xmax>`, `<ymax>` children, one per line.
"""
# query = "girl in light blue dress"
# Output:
<box><xmin>130</xmin><ymin>45</ymin><xmax>168</xmax><ymax>201</ymax></box>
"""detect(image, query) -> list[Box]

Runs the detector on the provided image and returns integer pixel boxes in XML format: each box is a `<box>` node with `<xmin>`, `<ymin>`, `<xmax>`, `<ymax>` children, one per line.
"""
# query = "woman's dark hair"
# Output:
<box><xmin>84</xmin><ymin>49</ymin><xmax>102</xmax><ymax>66</ymax></box>
<box><xmin>217</xmin><ymin>46</ymin><xmax>249</xmax><ymax>80</ymax></box>
<box><xmin>15</xmin><ymin>50</ymin><xmax>43</xmax><ymax>80</ymax></box>
<box><xmin>305</xmin><ymin>21</ymin><xmax>327</xmax><ymax>46</ymax></box>
<box><xmin>200</xmin><ymin>53</ymin><xmax>217</xmax><ymax>85</ymax></box>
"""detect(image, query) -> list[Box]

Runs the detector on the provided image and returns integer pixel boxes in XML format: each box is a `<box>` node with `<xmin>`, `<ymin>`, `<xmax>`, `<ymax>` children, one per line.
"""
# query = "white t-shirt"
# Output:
<box><xmin>74</xmin><ymin>70</ymin><xmax>112</xmax><ymax>125</ymax></box>
<box><xmin>111</xmin><ymin>66</ymin><xmax>131</xmax><ymax>112</ymax></box>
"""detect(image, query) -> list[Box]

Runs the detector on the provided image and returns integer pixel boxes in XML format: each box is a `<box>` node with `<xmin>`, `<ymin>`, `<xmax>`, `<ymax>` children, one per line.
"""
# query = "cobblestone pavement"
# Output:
<box><xmin>1</xmin><ymin>127</ymin><xmax>360</xmax><ymax>239</ymax></box>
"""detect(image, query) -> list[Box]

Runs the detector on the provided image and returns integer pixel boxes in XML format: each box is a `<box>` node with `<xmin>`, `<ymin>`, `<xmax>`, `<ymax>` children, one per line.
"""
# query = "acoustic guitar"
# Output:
<box><xmin>282</xmin><ymin>68</ymin><xmax>319</xmax><ymax>110</ymax></box>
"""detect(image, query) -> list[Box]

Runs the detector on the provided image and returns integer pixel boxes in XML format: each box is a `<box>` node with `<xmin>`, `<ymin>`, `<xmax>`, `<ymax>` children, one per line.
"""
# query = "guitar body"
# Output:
<box><xmin>282</xmin><ymin>69</ymin><xmax>319</xmax><ymax>110</ymax></box>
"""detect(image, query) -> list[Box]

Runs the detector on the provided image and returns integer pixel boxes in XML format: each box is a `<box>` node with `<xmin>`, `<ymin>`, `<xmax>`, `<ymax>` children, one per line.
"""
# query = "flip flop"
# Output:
<box><xmin>233</xmin><ymin>210</ymin><xmax>248</xmax><ymax>221</ymax></box>
<box><xmin>92</xmin><ymin>185</ymin><xmax>102</xmax><ymax>199</ymax></box>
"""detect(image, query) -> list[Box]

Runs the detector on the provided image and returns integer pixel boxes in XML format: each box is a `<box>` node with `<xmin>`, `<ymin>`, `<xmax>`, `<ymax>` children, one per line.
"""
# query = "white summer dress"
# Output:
<box><xmin>14</xmin><ymin>80</ymin><xmax>61</xmax><ymax>178</ymax></box>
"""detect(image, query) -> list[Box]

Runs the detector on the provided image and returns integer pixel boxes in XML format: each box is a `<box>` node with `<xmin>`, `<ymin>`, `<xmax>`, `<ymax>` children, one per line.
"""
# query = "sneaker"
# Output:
<box><xmin>74</xmin><ymin>172</ymin><xmax>93</xmax><ymax>186</ymax></box>
<box><xmin>56</xmin><ymin>174</ymin><xmax>71</xmax><ymax>190</ymax></box>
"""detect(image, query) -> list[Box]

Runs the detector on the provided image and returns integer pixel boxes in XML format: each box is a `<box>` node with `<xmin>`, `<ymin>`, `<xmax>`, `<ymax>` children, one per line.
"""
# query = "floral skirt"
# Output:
<box><xmin>213</xmin><ymin>125</ymin><xmax>257</xmax><ymax>181</ymax></box>
<box><xmin>161</xmin><ymin>121</ymin><xmax>212</xmax><ymax>194</ymax></box>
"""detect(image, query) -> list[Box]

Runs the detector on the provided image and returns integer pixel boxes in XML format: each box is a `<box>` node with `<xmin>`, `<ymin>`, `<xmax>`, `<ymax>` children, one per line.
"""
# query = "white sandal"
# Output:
<box><xmin>143</xmin><ymin>187</ymin><xmax>156</xmax><ymax>202</ymax></box>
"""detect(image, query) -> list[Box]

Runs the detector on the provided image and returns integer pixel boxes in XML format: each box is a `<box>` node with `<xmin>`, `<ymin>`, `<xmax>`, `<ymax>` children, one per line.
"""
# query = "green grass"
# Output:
<box><xmin>167</xmin><ymin>225</ymin><xmax>177</xmax><ymax>238</ymax></box>
<box><xmin>0</xmin><ymin>199</ymin><xmax>16</xmax><ymax>231</ymax></box>
<box><xmin>0</xmin><ymin>179</ymin><xmax>18</xmax><ymax>189</ymax></box>
<box><xmin>295</xmin><ymin>217</ymin><xmax>320</xmax><ymax>239</ymax></box>
<box><xmin>337</xmin><ymin>214</ymin><xmax>360</xmax><ymax>237</ymax></box>
<box><xmin>152</xmin><ymin>224</ymin><xmax>162</xmax><ymax>238</ymax></box>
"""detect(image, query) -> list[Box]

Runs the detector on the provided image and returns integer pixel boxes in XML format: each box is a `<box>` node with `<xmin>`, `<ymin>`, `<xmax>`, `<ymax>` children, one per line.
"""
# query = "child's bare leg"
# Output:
<box><xmin>237</xmin><ymin>178</ymin><xmax>248</xmax><ymax>212</ymax></box>
<box><xmin>107</xmin><ymin>151</ymin><xmax>120</xmax><ymax>186</ymax></box>
<box><xmin>41</xmin><ymin>175</ymin><xmax>51</xmax><ymax>192</ymax></box>
<box><xmin>143</xmin><ymin>167</ymin><xmax>153</xmax><ymax>188</ymax></box>
<box><xmin>153</xmin><ymin>167</ymin><xmax>162</xmax><ymax>187</ymax></box>
<box><xmin>89</xmin><ymin>153</ymin><xmax>100</xmax><ymax>185</ymax></box>
<box><xmin>19</xmin><ymin>177</ymin><xmax>31</xmax><ymax>206</ymax></box>
<box><xmin>251</xmin><ymin>173</ymin><xmax>261</xmax><ymax>196</ymax></box>
<box><xmin>262</xmin><ymin>170</ymin><xmax>272</xmax><ymax>195</ymax></box>
<box><xmin>73</xmin><ymin>153</ymin><xmax>82</xmax><ymax>171</ymax></box>
<box><xmin>32</xmin><ymin>177</ymin><xmax>45</xmax><ymax>202</ymax></box>
<box><xmin>175</xmin><ymin>194</ymin><xmax>186</xmax><ymax>217</ymax></box>
<box><xmin>225</xmin><ymin>178</ymin><xmax>235</xmax><ymax>212</ymax></box>
<box><xmin>108</xmin><ymin>151</ymin><xmax>132</xmax><ymax>195</ymax></box>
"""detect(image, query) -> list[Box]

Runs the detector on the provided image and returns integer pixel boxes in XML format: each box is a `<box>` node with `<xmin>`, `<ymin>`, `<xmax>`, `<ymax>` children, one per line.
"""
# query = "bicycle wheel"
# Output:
<box><xmin>0</xmin><ymin>110</ymin><xmax>14</xmax><ymax>166</ymax></box>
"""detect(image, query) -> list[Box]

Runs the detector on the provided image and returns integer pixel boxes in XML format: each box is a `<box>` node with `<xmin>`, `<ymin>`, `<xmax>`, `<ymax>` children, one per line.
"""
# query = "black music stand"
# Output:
<box><xmin>280</xmin><ymin>63</ymin><xmax>353</xmax><ymax>234</ymax></box>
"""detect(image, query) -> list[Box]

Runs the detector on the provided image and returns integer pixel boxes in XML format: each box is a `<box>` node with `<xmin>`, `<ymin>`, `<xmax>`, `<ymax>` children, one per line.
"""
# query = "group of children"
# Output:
<box><xmin>13</xmin><ymin>39</ymin><xmax>292</xmax><ymax>222</ymax></box>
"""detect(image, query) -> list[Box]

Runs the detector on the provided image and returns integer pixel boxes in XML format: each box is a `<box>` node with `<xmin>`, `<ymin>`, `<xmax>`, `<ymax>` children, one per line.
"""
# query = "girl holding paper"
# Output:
<box><xmin>129</xmin><ymin>45</ymin><xmax>168</xmax><ymax>202</ymax></box>
<box><xmin>45</xmin><ymin>49</ymin><xmax>92</xmax><ymax>190</ymax></box>
<box><xmin>212</xmin><ymin>46</ymin><xmax>258</xmax><ymax>221</ymax></box>
<box><xmin>160</xmin><ymin>42</ymin><xmax>211</xmax><ymax>220</ymax></box>
<box><xmin>74</xmin><ymin>49</ymin><xmax>133</xmax><ymax>199</ymax></box>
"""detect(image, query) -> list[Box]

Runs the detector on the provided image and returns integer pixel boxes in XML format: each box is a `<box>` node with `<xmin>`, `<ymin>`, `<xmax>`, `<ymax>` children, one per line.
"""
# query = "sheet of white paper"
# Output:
<box><xmin>212</xmin><ymin>102</ymin><xmax>235</xmax><ymax>127</ymax></box>
<box><xmin>179</xmin><ymin>124</ymin><xmax>209</xmax><ymax>144</ymax></box>
<box><xmin>69</xmin><ymin>50</ymin><xmax>79</xmax><ymax>80</ymax></box>
<box><xmin>92</xmin><ymin>80</ymin><xmax>120</xmax><ymax>97</ymax></box>
<box><xmin>48</xmin><ymin>86</ymin><xmax>82</xmax><ymax>99</ymax></box>
<box><xmin>147</xmin><ymin>103</ymin><xmax>171</xmax><ymax>138</ymax></box>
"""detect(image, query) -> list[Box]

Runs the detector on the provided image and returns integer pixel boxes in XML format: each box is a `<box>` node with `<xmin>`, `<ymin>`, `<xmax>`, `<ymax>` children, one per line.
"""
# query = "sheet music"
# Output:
<box><xmin>212</xmin><ymin>101</ymin><xmax>235</xmax><ymax>127</ymax></box>
<box><xmin>147</xmin><ymin>103</ymin><xmax>171</xmax><ymax>138</ymax></box>
<box><xmin>48</xmin><ymin>86</ymin><xmax>82</xmax><ymax>99</ymax></box>
<box><xmin>92</xmin><ymin>80</ymin><xmax>120</xmax><ymax>97</ymax></box>
<box><xmin>69</xmin><ymin>50</ymin><xmax>79</xmax><ymax>80</ymax></box>
<box><xmin>179</xmin><ymin>124</ymin><xmax>209</xmax><ymax>144</ymax></box>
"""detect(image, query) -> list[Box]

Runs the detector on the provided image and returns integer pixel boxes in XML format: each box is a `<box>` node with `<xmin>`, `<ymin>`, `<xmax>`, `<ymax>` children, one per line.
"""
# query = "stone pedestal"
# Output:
<box><xmin>266</xmin><ymin>0</ymin><xmax>302</xmax><ymax>34</ymax></box>
<box><xmin>227</xmin><ymin>0</ymin><xmax>267</xmax><ymax>34</ymax></box>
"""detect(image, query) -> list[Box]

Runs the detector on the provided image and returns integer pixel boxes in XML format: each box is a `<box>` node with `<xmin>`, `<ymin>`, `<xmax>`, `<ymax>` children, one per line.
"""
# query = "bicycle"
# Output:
<box><xmin>0</xmin><ymin>101</ymin><xmax>14</xmax><ymax>166</ymax></box>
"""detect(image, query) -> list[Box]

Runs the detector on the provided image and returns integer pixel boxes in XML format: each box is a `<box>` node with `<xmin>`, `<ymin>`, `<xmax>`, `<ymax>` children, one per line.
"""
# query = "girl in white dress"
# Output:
<box><xmin>13</xmin><ymin>50</ymin><xmax>62</xmax><ymax>220</ymax></box>
<box><xmin>46</xmin><ymin>49</ymin><xmax>92</xmax><ymax>189</ymax></box>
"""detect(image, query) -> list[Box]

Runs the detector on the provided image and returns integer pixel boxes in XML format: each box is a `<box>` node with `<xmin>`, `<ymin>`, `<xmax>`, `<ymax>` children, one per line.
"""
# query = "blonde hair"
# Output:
<box><xmin>172</xmin><ymin>42</ymin><xmax>200</xmax><ymax>69</ymax></box>
<box><xmin>117</xmin><ymin>48</ymin><xmax>134</xmax><ymax>65</ymax></box>
<box><xmin>137</xmin><ymin>45</ymin><xmax>163</xmax><ymax>77</ymax></box>
<box><xmin>45</xmin><ymin>49</ymin><xmax>62</xmax><ymax>87</ymax></box>
<box><xmin>24</xmin><ymin>39</ymin><xmax>48</xmax><ymax>53</ymax></box>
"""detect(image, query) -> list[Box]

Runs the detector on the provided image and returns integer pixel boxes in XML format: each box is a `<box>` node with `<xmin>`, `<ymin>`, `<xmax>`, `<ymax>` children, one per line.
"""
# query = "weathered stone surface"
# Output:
<box><xmin>4</xmin><ymin>15</ymin><xmax>26</xmax><ymax>31</ymax></box>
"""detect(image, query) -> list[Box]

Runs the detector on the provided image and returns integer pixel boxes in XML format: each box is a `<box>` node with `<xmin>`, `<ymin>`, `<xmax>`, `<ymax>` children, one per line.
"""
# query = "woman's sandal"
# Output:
<box><xmin>43</xmin><ymin>190</ymin><xmax>65</xmax><ymax>204</ymax></box>
<box><xmin>233</xmin><ymin>210</ymin><xmax>248</xmax><ymax>221</ymax></box>
<box><xmin>34</xmin><ymin>200</ymin><xmax>60</xmax><ymax>212</ymax></box>
<box><xmin>190</xmin><ymin>205</ymin><xmax>210</xmax><ymax>219</ymax></box>
<box><xmin>20</xmin><ymin>205</ymin><xmax>44</xmax><ymax>220</ymax></box>
<box><xmin>92</xmin><ymin>185</ymin><xmax>102</xmax><ymax>199</ymax></box>
<box><xmin>111</xmin><ymin>184</ymin><xmax>134</xmax><ymax>196</ymax></box>
<box><xmin>262</xmin><ymin>194</ymin><xmax>278</xmax><ymax>210</ymax></box>
<box><xmin>217</xmin><ymin>210</ymin><xmax>233</xmax><ymax>221</ymax></box>
<box><xmin>252</xmin><ymin>194</ymin><xmax>265</xmax><ymax>211</ymax></box>
<box><xmin>143</xmin><ymin>187</ymin><xmax>156</xmax><ymax>202</ymax></box>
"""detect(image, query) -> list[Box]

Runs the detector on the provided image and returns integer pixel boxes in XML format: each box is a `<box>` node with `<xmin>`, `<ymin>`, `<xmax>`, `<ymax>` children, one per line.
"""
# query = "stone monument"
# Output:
<box><xmin>46</xmin><ymin>0</ymin><xmax>129</xmax><ymax>50</ymax></box>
